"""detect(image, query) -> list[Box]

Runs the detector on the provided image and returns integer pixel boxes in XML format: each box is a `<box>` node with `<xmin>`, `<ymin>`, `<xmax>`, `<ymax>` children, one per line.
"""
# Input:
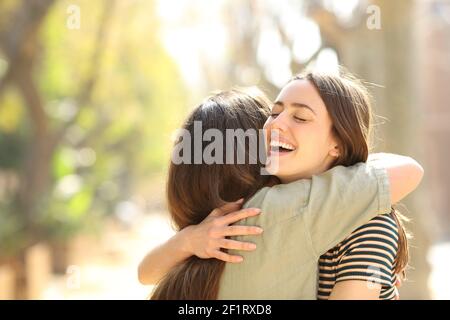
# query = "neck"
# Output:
<box><xmin>279</xmin><ymin>156</ymin><xmax>335</xmax><ymax>184</ymax></box>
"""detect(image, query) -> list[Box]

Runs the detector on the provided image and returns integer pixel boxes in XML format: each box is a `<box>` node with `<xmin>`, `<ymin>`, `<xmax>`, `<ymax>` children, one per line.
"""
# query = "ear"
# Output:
<box><xmin>329</xmin><ymin>145</ymin><xmax>340</xmax><ymax>158</ymax></box>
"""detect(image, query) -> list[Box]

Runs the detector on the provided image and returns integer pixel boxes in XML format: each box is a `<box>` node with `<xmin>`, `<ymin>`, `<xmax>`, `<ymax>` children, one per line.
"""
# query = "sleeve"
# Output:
<box><xmin>302</xmin><ymin>162</ymin><xmax>392</xmax><ymax>257</ymax></box>
<box><xmin>334</xmin><ymin>215</ymin><xmax>399</xmax><ymax>287</ymax></box>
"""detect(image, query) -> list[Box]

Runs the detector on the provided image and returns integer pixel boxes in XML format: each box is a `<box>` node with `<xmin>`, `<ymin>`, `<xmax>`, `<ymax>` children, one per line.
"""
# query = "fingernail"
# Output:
<box><xmin>237</xmin><ymin>256</ymin><xmax>244</xmax><ymax>262</ymax></box>
<box><xmin>249</xmin><ymin>244</ymin><xmax>257</xmax><ymax>249</ymax></box>
<box><xmin>236</xmin><ymin>198</ymin><xmax>244</xmax><ymax>204</ymax></box>
<box><xmin>254</xmin><ymin>209</ymin><xmax>261</xmax><ymax>214</ymax></box>
<box><xmin>256</xmin><ymin>228</ymin><xmax>263</xmax><ymax>234</ymax></box>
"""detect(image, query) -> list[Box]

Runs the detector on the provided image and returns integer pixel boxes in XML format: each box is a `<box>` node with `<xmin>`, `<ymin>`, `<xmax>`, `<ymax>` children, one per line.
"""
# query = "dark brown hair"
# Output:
<box><xmin>292</xmin><ymin>70</ymin><xmax>409</xmax><ymax>279</ymax></box>
<box><xmin>151</xmin><ymin>88</ymin><xmax>275</xmax><ymax>299</ymax></box>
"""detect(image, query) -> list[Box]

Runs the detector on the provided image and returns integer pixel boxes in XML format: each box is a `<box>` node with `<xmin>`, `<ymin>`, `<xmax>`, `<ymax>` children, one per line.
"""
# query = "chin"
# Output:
<box><xmin>268</xmin><ymin>167</ymin><xmax>296</xmax><ymax>181</ymax></box>
<box><xmin>274</xmin><ymin>173</ymin><xmax>299</xmax><ymax>184</ymax></box>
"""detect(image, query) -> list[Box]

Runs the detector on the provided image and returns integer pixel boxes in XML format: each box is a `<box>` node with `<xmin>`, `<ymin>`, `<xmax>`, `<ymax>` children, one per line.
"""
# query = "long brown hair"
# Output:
<box><xmin>151</xmin><ymin>88</ymin><xmax>274</xmax><ymax>299</ymax></box>
<box><xmin>292</xmin><ymin>70</ymin><xmax>409</xmax><ymax>279</ymax></box>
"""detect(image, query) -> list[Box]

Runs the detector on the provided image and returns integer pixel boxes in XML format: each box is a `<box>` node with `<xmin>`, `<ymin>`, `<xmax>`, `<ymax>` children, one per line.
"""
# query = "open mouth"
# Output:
<box><xmin>269</xmin><ymin>140</ymin><xmax>296</xmax><ymax>155</ymax></box>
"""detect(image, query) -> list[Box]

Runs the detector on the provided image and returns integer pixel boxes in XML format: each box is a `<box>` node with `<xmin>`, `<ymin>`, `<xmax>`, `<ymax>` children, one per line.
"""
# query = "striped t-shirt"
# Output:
<box><xmin>318</xmin><ymin>214</ymin><xmax>399</xmax><ymax>300</ymax></box>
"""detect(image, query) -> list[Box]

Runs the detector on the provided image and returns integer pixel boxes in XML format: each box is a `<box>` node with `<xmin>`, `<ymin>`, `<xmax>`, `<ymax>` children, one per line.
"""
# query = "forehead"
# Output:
<box><xmin>275</xmin><ymin>79</ymin><xmax>326</xmax><ymax>114</ymax></box>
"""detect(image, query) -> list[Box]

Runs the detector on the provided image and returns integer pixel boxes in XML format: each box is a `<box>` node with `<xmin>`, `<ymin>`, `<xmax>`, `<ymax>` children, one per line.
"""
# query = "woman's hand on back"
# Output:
<box><xmin>181</xmin><ymin>199</ymin><xmax>263</xmax><ymax>263</ymax></box>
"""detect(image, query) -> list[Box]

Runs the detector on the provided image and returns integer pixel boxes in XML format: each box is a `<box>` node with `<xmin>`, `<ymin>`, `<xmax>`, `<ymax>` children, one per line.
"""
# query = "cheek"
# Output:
<box><xmin>291</xmin><ymin>124</ymin><xmax>315</xmax><ymax>147</ymax></box>
<box><xmin>293</xmin><ymin>125</ymin><xmax>328</xmax><ymax>155</ymax></box>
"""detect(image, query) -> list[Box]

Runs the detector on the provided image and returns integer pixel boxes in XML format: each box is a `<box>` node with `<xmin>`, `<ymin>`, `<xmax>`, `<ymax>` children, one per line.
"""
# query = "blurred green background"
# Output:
<box><xmin>0</xmin><ymin>0</ymin><xmax>449</xmax><ymax>299</ymax></box>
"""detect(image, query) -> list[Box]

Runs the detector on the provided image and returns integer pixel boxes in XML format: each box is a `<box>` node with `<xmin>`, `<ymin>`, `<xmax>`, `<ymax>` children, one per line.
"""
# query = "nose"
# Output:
<box><xmin>268</xmin><ymin>111</ymin><xmax>289</xmax><ymax>133</ymax></box>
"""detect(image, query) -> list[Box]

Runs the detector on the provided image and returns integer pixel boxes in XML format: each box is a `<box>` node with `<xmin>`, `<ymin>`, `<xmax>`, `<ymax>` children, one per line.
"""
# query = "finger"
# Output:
<box><xmin>223</xmin><ymin>225</ymin><xmax>263</xmax><ymax>237</ymax></box>
<box><xmin>219</xmin><ymin>239</ymin><xmax>257</xmax><ymax>251</ymax></box>
<box><xmin>209</xmin><ymin>199</ymin><xmax>244</xmax><ymax>217</ymax></box>
<box><xmin>220</xmin><ymin>208</ymin><xmax>261</xmax><ymax>225</ymax></box>
<box><xmin>212</xmin><ymin>250</ymin><xmax>243</xmax><ymax>263</ymax></box>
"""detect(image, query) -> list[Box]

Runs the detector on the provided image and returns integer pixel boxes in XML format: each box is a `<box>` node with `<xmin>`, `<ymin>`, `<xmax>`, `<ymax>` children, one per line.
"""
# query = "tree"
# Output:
<box><xmin>0</xmin><ymin>0</ymin><xmax>187</xmax><ymax>298</ymax></box>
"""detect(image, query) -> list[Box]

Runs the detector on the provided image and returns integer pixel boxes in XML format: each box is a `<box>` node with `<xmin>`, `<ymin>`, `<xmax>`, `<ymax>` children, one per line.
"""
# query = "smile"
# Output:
<box><xmin>269</xmin><ymin>140</ymin><xmax>296</xmax><ymax>156</ymax></box>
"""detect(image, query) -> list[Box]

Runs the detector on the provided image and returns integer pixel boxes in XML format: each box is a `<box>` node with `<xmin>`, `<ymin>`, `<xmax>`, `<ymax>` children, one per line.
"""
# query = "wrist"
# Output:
<box><xmin>176</xmin><ymin>225</ymin><xmax>196</xmax><ymax>257</ymax></box>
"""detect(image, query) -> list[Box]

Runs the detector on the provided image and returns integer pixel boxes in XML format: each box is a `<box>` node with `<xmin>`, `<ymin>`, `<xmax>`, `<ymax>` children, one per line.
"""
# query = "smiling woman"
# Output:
<box><xmin>265</xmin><ymin>71</ymin><xmax>373</xmax><ymax>183</ymax></box>
<box><xmin>263</xmin><ymin>71</ymin><xmax>412</xmax><ymax>300</ymax></box>
<box><xmin>264</xmin><ymin>76</ymin><xmax>340</xmax><ymax>182</ymax></box>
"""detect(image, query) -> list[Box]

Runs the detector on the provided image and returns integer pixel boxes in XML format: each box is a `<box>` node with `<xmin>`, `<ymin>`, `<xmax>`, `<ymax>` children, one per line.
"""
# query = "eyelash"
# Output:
<box><xmin>294</xmin><ymin>116</ymin><xmax>307</xmax><ymax>122</ymax></box>
<box><xmin>270</xmin><ymin>113</ymin><xmax>306</xmax><ymax>122</ymax></box>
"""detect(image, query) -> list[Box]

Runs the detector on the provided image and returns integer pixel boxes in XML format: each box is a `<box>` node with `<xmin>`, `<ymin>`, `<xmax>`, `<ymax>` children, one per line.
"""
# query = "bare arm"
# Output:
<box><xmin>328</xmin><ymin>279</ymin><xmax>400</xmax><ymax>300</ymax></box>
<box><xmin>137</xmin><ymin>200</ymin><xmax>263</xmax><ymax>285</ymax></box>
<box><xmin>370</xmin><ymin>153</ymin><xmax>424</xmax><ymax>203</ymax></box>
<box><xmin>328</xmin><ymin>281</ymin><xmax>381</xmax><ymax>300</ymax></box>
<box><xmin>137</xmin><ymin>226</ymin><xmax>192</xmax><ymax>285</ymax></box>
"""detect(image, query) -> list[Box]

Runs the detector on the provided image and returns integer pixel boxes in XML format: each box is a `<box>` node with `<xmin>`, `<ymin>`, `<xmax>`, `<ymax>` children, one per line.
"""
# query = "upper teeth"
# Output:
<box><xmin>270</xmin><ymin>140</ymin><xmax>295</xmax><ymax>150</ymax></box>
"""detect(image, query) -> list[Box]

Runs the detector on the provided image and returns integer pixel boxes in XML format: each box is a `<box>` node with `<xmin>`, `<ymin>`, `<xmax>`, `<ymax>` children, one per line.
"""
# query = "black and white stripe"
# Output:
<box><xmin>317</xmin><ymin>214</ymin><xmax>399</xmax><ymax>300</ymax></box>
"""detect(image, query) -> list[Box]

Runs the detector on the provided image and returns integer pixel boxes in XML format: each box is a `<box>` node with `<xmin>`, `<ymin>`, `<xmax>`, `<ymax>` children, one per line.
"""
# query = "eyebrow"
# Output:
<box><xmin>273</xmin><ymin>101</ymin><xmax>317</xmax><ymax>115</ymax></box>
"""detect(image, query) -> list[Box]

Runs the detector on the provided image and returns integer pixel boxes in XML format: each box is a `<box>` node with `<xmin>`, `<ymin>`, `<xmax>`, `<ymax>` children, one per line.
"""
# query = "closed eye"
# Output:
<box><xmin>270</xmin><ymin>113</ymin><xmax>279</xmax><ymax>118</ymax></box>
<box><xmin>294</xmin><ymin>116</ymin><xmax>307</xmax><ymax>122</ymax></box>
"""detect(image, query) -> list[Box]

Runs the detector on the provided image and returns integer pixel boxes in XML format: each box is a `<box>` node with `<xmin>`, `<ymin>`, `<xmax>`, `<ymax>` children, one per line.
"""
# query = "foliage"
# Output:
<box><xmin>0</xmin><ymin>0</ymin><xmax>188</xmax><ymax>252</ymax></box>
